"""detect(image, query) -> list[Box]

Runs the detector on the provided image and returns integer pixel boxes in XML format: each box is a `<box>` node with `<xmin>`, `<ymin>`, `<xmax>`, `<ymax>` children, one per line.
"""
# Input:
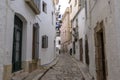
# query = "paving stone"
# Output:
<box><xmin>19</xmin><ymin>53</ymin><xmax>93</xmax><ymax>80</ymax></box>
<box><xmin>40</xmin><ymin>53</ymin><xmax>84</xmax><ymax>80</ymax></box>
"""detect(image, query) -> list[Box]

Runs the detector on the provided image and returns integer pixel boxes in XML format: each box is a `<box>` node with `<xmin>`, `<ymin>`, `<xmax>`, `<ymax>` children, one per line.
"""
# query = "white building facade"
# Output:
<box><xmin>69</xmin><ymin>0</ymin><xmax>89</xmax><ymax>64</ymax></box>
<box><xmin>0</xmin><ymin>0</ymin><xmax>56</xmax><ymax>80</ymax></box>
<box><xmin>86</xmin><ymin>0</ymin><xmax>120</xmax><ymax>80</ymax></box>
<box><xmin>72</xmin><ymin>8</ymin><xmax>87</xmax><ymax>62</ymax></box>
<box><xmin>38</xmin><ymin>0</ymin><xmax>56</xmax><ymax>65</ymax></box>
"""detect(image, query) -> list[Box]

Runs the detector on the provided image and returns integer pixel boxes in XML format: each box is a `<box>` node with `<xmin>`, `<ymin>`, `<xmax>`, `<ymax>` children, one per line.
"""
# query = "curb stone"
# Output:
<box><xmin>71</xmin><ymin>56</ymin><xmax>94</xmax><ymax>80</ymax></box>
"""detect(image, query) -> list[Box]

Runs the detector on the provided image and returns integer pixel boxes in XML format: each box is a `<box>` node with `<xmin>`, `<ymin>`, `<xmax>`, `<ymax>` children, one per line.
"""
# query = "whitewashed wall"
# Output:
<box><xmin>0</xmin><ymin>0</ymin><xmax>6</xmax><ymax>79</ymax></box>
<box><xmin>86</xmin><ymin>0</ymin><xmax>120</xmax><ymax>79</ymax></box>
<box><xmin>37</xmin><ymin>0</ymin><xmax>56</xmax><ymax>65</ymax></box>
<box><xmin>72</xmin><ymin>8</ymin><xmax>85</xmax><ymax>61</ymax></box>
<box><xmin>10</xmin><ymin>0</ymin><xmax>36</xmax><ymax>63</ymax></box>
<box><xmin>78</xmin><ymin>8</ymin><xmax>86</xmax><ymax>63</ymax></box>
<box><xmin>0</xmin><ymin>0</ymin><xmax>36</xmax><ymax>79</ymax></box>
<box><xmin>69</xmin><ymin>0</ymin><xmax>79</xmax><ymax>20</ymax></box>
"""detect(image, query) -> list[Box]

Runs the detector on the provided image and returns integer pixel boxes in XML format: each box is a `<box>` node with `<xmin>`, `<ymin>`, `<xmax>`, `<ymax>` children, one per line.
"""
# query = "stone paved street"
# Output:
<box><xmin>40</xmin><ymin>53</ymin><xmax>84</xmax><ymax>80</ymax></box>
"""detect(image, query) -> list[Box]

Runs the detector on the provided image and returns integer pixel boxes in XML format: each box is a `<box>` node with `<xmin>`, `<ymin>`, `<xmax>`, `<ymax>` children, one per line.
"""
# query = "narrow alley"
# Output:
<box><xmin>40</xmin><ymin>53</ymin><xmax>84</xmax><ymax>80</ymax></box>
<box><xmin>1</xmin><ymin>0</ymin><xmax>120</xmax><ymax>80</ymax></box>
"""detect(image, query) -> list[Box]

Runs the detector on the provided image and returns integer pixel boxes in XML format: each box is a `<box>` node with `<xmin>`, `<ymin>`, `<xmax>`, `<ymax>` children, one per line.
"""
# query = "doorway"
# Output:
<box><xmin>79</xmin><ymin>38</ymin><xmax>83</xmax><ymax>62</ymax></box>
<box><xmin>32</xmin><ymin>25</ymin><xmax>39</xmax><ymax>60</ymax></box>
<box><xmin>94</xmin><ymin>22</ymin><xmax>107</xmax><ymax>80</ymax></box>
<box><xmin>73</xmin><ymin>41</ymin><xmax>76</xmax><ymax>54</ymax></box>
<box><xmin>12</xmin><ymin>15</ymin><xmax>23</xmax><ymax>72</ymax></box>
<box><xmin>30</xmin><ymin>23</ymin><xmax>39</xmax><ymax>72</ymax></box>
<box><xmin>85</xmin><ymin>35</ymin><xmax>89</xmax><ymax>66</ymax></box>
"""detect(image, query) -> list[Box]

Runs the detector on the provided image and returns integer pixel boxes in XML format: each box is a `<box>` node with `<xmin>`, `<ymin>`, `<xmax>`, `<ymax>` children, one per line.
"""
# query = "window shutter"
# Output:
<box><xmin>42</xmin><ymin>35</ymin><xmax>48</xmax><ymax>48</ymax></box>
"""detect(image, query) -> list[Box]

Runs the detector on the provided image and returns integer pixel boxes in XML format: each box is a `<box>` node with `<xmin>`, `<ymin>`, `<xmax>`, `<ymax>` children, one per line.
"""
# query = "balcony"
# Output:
<box><xmin>25</xmin><ymin>0</ymin><xmax>40</xmax><ymax>14</ymax></box>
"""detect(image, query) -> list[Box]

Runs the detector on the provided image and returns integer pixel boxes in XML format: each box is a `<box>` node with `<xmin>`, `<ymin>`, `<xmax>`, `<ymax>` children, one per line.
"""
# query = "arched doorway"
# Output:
<box><xmin>12</xmin><ymin>15</ymin><xmax>23</xmax><ymax>72</ymax></box>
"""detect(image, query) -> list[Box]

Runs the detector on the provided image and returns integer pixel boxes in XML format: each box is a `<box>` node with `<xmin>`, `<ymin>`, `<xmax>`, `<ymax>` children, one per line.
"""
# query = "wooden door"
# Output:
<box><xmin>79</xmin><ymin>39</ymin><xmax>83</xmax><ymax>62</ymax></box>
<box><xmin>32</xmin><ymin>26</ymin><xmax>39</xmax><ymax>60</ymax></box>
<box><xmin>12</xmin><ymin>15</ymin><xmax>23</xmax><ymax>72</ymax></box>
<box><xmin>95</xmin><ymin>29</ymin><xmax>107</xmax><ymax>80</ymax></box>
<box><xmin>85</xmin><ymin>35</ymin><xmax>89</xmax><ymax>66</ymax></box>
<box><xmin>30</xmin><ymin>24</ymin><xmax>39</xmax><ymax>72</ymax></box>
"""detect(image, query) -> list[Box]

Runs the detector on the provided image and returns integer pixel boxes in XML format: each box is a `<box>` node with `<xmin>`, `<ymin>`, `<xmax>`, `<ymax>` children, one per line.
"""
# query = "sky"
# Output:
<box><xmin>58</xmin><ymin>0</ymin><xmax>69</xmax><ymax>15</ymax></box>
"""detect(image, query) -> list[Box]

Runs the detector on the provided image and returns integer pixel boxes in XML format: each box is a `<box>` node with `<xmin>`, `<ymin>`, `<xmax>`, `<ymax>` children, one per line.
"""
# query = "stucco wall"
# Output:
<box><xmin>38</xmin><ymin>0</ymin><xmax>56</xmax><ymax>65</ymax></box>
<box><xmin>61</xmin><ymin>13</ymin><xmax>69</xmax><ymax>44</ymax></box>
<box><xmin>87</xmin><ymin>0</ymin><xmax>113</xmax><ymax>79</ymax></box>
<box><xmin>69</xmin><ymin>0</ymin><xmax>79</xmax><ymax>20</ymax></box>
<box><xmin>11</xmin><ymin>0</ymin><xmax>36</xmax><ymax>62</ymax></box>
<box><xmin>0</xmin><ymin>1</ymin><xmax>7</xmax><ymax>79</ymax></box>
<box><xmin>72</xmin><ymin>8</ymin><xmax>85</xmax><ymax>61</ymax></box>
<box><xmin>86</xmin><ymin>0</ymin><xmax>120</xmax><ymax>79</ymax></box>
<box><xmin>0</xmin><ymin>0</ymin><xmax>56</xmax><ymax>79</ymax></box>
<box><xmin>60</xmin><ymin>8</ymin><xmax>70</xmax><ymax>53</ymax></box>
<box><xmin>107</xmin><ymin>0</ymin><xmax>120</xmax><ymax>80</ymax></box>
<box><xmin>0</xmin><ymin>0</ymin><xmax>37</xmax><ymax>79</ymax></box>
<box><xmin>78</xmin><ymin>8</ymin><xmax>85</xmax><ymax>63</ymax></box>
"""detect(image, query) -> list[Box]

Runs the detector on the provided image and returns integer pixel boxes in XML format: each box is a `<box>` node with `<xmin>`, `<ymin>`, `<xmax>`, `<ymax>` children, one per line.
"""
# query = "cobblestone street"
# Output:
<box><xmin>40</xmin><ymin>53</ymin><xmax>84</xmax><ymax>80</ymax></box>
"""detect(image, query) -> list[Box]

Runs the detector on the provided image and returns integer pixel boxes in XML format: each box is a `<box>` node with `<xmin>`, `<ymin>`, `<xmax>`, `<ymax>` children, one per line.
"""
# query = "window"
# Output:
<box><xmin>42</xmin><ymin>1</ymin><xmax>47</xmax><ymax>13</ymax></box>
<box><xmin>42</xmin><ymin>35</ymin><xmax>48</xmax><ymax>48</ymax></box>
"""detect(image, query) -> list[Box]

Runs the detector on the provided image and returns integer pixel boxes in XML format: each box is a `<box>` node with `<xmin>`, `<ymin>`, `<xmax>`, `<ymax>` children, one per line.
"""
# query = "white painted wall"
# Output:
<box><xmin>107</xmin><ymin>0</ymin><xmax>120</xmax><ymax>79</ymax></box>
<box><xmin>86</xmin><ymin>0</ymin><xmax>120</xmax><ymax>79</ymax></box>
<box><xmin>72</xmin><ymin>8</ymin><xmax>85</xmax><ymax>61</ymax></box>
<box><xmin>69</xmin><ymin>0</ymin><xmax>79</xmax><ymax>20</ymax></box>
<box><xmin>0</xmin><ymin>0</ymin><xmax>6</xmax><ymax>79</ymax></box>
<box><xmin>0</xmin><ymin>0</ymin><xmax>37</xmax><ymax>79</ymax></box>
<box><xmin>0</xmin><ymin>0</ymin><xmax>56</xmax><ymax>76</ymax></box>
<box><xmin>37</xmin><ymin>0</ymin><xmax>56</xmax><ymax>65</ymax></box>
<box><xmin>78</xmin><ymin>8</ymin><xmax>85</xmax><ymax>62</ymax></box>
<box><xmin>10</xmin><ymin>0</ymin><xmax>36</xmax><ymax>62</ymax></box>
